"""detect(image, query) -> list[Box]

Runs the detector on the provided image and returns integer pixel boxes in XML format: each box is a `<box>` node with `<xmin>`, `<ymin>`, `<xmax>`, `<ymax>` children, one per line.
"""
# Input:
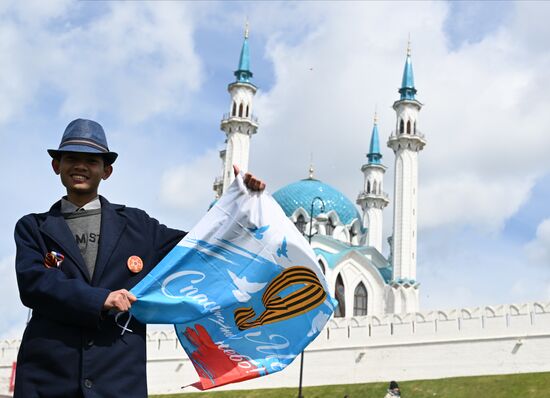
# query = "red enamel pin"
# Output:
<box><xmin>127</xmin><ymin>255</ymin><xmax>143</xmax><ymax>273</ymax></box>
<box><xmin>44</xmin><ymin>251</ymin><xmax>64</xmax><ymax>268</ymax></box>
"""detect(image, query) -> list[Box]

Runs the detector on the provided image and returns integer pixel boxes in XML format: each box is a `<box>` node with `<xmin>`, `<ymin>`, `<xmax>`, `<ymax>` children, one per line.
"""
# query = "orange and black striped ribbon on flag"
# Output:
<box><xmin>234</xmin><ymin>266</ymin><xmax>326</xmax><ymax>331</ymax></box>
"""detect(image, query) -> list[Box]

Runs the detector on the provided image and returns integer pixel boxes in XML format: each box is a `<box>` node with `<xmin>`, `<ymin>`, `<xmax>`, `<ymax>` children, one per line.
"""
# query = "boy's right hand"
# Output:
<box><xmin>103</xmin><ymin>289</ymin><xmax>137</xmax><ymax>312</ymax></box>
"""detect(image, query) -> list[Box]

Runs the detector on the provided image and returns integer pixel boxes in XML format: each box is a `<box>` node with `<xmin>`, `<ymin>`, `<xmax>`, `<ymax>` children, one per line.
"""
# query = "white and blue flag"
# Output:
<box><xmin>130</xmin><ymin>174</ymin><xmax>335</xmax><ymax>389</ymax></box>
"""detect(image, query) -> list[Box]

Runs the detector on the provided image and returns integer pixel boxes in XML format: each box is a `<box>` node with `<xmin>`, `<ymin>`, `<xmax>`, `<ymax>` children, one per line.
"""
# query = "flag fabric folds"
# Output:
<box><xmin>130</xmin><ymin>174</ymin><xmax>335</xmax><ymax>390</ymax></box>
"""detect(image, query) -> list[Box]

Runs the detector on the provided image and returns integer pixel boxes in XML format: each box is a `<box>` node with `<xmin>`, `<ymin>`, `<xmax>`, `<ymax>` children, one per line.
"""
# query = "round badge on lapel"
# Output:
<box><xmin>44</xmin><ymin>251</ymin><xmax>64</xmax><ymax>268</ymax></box>
<box><xmin>44</xmin><ymin>253</ymin><xmax>57</xmax><ymax>269</ymax></box>
<box><xmin>127</xmin><ymin>255</ymin><xmax>143</xmax><ymax>273</ymax></box>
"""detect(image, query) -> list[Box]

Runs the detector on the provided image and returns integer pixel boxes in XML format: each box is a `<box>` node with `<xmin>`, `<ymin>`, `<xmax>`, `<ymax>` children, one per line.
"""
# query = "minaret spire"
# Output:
<box><xmin>235</xmin><ymin>22</ymin><xmax>253</xmax><ymax>83</ymax></box>
<box><xmin>213</xmin><ymin>25</ymin><xmax>259</xmax><ymax>197</ymax></box>
<box><xmin>367</xmin><ymin>113</ymin><xmax>382</xmax><ymax>165</ymax></box>
<box><xmin>399</xmin><ymin>40</ymin><xmax>416</xmax><ymax>100</ymax></box>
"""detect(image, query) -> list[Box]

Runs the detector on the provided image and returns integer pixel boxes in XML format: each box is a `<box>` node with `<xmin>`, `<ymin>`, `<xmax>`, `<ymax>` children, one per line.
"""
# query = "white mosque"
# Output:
<box><xmin>212</xmin><ymin>27</ymin><xmax>424</xmax><ymax>319</ymax></box>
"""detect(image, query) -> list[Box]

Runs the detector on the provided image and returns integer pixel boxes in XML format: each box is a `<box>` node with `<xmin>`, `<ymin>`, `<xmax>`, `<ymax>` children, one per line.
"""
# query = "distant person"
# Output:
<box><xmin>384</xmin><ymin>380</ymin><xmax>401</xmax><ymax>397</ymax></box>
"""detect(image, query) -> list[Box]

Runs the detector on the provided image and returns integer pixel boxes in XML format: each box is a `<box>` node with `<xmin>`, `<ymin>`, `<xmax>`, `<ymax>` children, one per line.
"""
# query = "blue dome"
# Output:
<box><xmin>273</xmin><ymin>179</ymin><xmax>361</xmax><ymax>225</ymax></box>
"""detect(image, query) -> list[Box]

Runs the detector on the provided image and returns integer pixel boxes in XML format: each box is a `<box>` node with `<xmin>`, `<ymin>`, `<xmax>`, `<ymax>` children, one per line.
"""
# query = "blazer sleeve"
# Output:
<box><xmin>147</xmin><ymin>214</ymin><xmax>187</xmax><ymax>266</ymax></box>
<box><xmin>14</xmin><ymin>215</ymin><xmax>110</xmax><ymax>329</ymax></box>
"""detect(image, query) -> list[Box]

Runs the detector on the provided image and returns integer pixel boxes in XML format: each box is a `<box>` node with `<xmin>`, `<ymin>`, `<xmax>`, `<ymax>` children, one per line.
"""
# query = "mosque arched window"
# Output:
<box><xmin>318</xmin><ymin>260</ymin><xmax>325</xmax><ymax>275</ymax></box>
<box><xmin>232</xmin><ymin>101</ymin><xmax>237</xmax><ymax>116</ymax></box>
<box><xmin>407</xmin><ymin>120</ymin><xmax>411</xmax><ymax>134</ymax></box>
<box><xmin>350</xmin><ymin>228</ymin><xmax>357</xmax><ymax>245</ymax></box>
<box><xmin>414</xmin><ymin>120</ymin><xmax>417</xmax><ymax>134</ymax></box>
<box><xmin>325</xmin><ymin>218</ymin><xmax>335</xmax><ymax>236</ymax></box>
<box><xmin>367</xmin><ymin>181</ymin><xmax>371</xmax><ymax>194</ymax></box>
<box><xmin>335</xmin><ymin>274</ymin><xmax>346</xmax><ymax>318</ymax></box>
<box><xmin>373</xmin><ymin>181</ymin><xmax>378</xmax><ymax>194</ymax></box>
<box><xmin>353</xmin><ymin>282</ymin><xmax>368</xmax><ymax>316</ymax></box>
<box><xmin>246</xmin><ymin>105</ymin><xmax>249</xmax><ymax>117</ymax></box>
<box><xmin>399</xmin><ymin>119</ymin><xmax>404</xmax><ymax>134</ymax></box>
<box><xmin>239</xmin><ymin>103</ymin><xmax>244</xmax><ymax>117</ymax></box>
<box><xmin>295</xmin><ymin>215</ymin><xmax>306</xmax><ymax>235</ymax></box>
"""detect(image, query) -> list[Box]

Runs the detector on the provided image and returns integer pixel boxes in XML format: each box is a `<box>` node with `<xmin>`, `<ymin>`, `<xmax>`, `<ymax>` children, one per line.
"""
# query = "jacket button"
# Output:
<box><xmin>84</xmin><ymin>379</ymin><xmax>93</xmax><ymax>389</ymax></box>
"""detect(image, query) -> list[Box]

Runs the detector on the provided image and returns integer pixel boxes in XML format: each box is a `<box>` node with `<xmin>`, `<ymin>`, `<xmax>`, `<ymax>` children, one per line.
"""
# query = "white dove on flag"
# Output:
<box><xmin>227</xmin><ymin>270</ymin><xmax>267</xmax><ymax>302</ymax></box>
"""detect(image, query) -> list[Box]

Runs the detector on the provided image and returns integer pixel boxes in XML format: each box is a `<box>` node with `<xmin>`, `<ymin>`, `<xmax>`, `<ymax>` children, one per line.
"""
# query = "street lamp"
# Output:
<box><xmin>298</xmin><ymin>196</ymin><xmax>325</xmax><ymax>398</ymax></box>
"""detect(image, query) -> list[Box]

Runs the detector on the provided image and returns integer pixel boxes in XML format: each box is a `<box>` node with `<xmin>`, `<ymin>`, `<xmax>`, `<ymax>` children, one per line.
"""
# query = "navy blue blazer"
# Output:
<box><xmin>14</xmin><ymin>196</ymin><xmax>186</xmax><ymax>398</ymax></box>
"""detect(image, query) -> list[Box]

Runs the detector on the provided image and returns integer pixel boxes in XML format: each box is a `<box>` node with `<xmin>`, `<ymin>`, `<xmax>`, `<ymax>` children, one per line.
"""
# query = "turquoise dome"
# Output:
<box><xmin>273</xmin><ymin>178</ymin><xmax>361</xmax><ymax>225</ymax></box>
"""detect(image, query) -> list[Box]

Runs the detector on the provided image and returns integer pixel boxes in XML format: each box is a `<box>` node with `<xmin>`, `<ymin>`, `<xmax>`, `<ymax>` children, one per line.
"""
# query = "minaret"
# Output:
<box><xmin>386</xmin><ymin>42</ymin><xmax>426</xmax><ymax>313</ymax></box>
<box><xmin>356</xmin><ymin>113</ymin><xmax>389</xmax><ymax>252</ymax></box>
<box><xmin>214</xmin><ymin>23</ymin><xmax>259</xmax><ymax>197</ymax></box>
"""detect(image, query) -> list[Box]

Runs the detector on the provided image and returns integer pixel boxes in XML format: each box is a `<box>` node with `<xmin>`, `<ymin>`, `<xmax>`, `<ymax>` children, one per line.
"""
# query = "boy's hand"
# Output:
<box><xmin>103</xmin><ymin>289</ymin><xmax>137</xmax><ymax>312</ymax></box>
<box><xmin>233</xmin><ymin>165</ymin><xmax>266</xmax><ymax>192</ymax></box>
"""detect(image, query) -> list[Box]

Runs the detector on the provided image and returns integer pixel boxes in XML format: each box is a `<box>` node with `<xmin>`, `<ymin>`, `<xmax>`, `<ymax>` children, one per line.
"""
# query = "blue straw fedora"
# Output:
<box><xmin>48</xmin><ymin>118</ymin><xmax>118</xmax><ymax>164</ymax></box>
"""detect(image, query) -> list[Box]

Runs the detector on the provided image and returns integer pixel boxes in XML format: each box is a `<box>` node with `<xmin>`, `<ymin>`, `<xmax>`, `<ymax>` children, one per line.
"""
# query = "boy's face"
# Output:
<box><xmin>52</xmin><ymin>152</ymin><xmax>113</xmax><ymax>199</ymax></box>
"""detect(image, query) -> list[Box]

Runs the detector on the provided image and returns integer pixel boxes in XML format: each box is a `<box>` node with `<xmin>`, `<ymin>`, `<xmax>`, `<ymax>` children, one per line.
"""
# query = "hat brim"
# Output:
<box><xmin>48</xmin><ymin>145</ymin><xmax>118</xmax><ymax>164</ymax></box>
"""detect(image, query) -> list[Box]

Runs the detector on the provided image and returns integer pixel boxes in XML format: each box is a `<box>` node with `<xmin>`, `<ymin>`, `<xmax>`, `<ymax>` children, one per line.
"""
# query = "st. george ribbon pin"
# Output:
<box><xmin>127</xmin><ymin>255</ymin><xmax>143</xmax><ymax>273</ymax></box>
<box><xmin>44</xmin><ymin>251</ymin><xmax>64</xmax><ymax>268</ymax></box>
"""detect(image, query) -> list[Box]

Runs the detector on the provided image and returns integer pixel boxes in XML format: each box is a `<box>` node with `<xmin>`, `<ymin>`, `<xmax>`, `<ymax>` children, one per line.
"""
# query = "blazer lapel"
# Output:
<box><xmin>39</xmin><ymin>202</ymin><xmax>91</xmax><ymax>281</ymax></box>
<box><xmin>92</xmin><ymin>197</ymin><xmax>127</xmax><ymax>285</ymax></box>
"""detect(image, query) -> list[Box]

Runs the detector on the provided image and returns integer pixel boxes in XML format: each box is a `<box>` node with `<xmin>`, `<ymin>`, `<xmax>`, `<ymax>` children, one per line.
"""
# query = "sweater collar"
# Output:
<box><xmin>61</xmin><ymin>196</ymin><xmax>101</xmax><ymax>213</ymax></box>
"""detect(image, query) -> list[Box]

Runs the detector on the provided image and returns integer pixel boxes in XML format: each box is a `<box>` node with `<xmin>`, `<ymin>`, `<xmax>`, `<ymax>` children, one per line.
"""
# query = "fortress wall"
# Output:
<box><xmin>1</xmin><ymin>302</ymin><xmax>550</xmax><ymax>395</ymax></box>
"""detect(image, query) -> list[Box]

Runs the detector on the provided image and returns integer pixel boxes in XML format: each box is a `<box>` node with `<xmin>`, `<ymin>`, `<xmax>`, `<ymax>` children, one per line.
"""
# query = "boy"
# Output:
<box><xmin>14</xmin><ymin>118</ymin><xmax>264</xmax><ymax>397</ymax></box>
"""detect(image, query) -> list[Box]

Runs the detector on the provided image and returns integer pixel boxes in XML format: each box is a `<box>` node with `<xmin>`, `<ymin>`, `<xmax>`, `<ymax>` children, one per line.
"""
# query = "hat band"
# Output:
<box><xmin>60</xmin><ymin>139</ymin><xmax>109</xmax><ymax>153</ymax></box>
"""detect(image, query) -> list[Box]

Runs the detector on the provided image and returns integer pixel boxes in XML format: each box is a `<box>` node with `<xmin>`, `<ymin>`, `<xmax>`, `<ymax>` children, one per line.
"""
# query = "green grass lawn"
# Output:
<box><xmin>150</xmin><ymin>372</ymin><xmax>550</xmax><ymax>398</ymax></box>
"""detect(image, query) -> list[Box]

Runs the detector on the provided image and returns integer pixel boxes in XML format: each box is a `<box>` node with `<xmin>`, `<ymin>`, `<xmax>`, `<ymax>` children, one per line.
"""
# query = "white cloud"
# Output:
<box><xmin>525</xmin><ymin>218</ymin><xmax>550</xmax><ymax>266</ymax></box>
<box><xmin>419</xmin><ymin>225</ymin><xmax>550</xmax><ymax>310</ymax></box>
<box><xmin>242</xmin><ymin>2</ymin><xmax>550</xmax><ymax>235</ymax></box>
<box><xmin>0</xmin><ymin>2</ymin><xmax>202</xmax><ymax>125</ymax></box>
<box><xmin>421</xmin><ymin>174</ymin><xmax>535</xmax><ymax>231</ymax></box>
<box><xmin>0</xmin><ymin>0</ymin><xmax>71</xmax><ymax>25</ymax></box>
<box><xmin>159</xmin><ymin>149</ymin><xmax>220</xmax><ymax>224</ymax></box>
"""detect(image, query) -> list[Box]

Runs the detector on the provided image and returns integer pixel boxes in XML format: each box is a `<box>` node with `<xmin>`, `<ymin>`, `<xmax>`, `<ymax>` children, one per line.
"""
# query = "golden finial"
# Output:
<box><xmin>407</xmin><ymin>34</ymin><xmax>411</xmax><ymax>57</ymax></box>
<box><xmin>308</xmin><ymin>163</ymin><xmax>314</xmax><ymax>179</ymax></box>
<box><xmin>244</xmin><ymin>20</ymin><xmax>249</xmax><ymax>39</ymax></box>
<box><xmin>374</xmin><ymin>104</ymin><xmax>378</xmax><ymax>124</ymax></box>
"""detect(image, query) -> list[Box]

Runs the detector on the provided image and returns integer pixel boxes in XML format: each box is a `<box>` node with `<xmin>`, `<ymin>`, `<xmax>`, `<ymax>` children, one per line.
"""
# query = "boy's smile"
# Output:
<box><xmin>52</xmin><ymin>152</ymin><xmax>113</xmax><ymax>206</ymax></box>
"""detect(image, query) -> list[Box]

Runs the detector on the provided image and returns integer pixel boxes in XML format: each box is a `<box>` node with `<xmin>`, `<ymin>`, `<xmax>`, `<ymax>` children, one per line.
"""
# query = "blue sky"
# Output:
<box><xmin>2</xmin><ymin>1</ymin><xmax>550</xmax><ymax>339</ymax></box>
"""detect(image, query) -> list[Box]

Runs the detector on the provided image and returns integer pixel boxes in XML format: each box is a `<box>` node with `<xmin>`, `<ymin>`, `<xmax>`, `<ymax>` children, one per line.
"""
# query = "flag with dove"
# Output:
<box><xmin>129</xmin><ymin>174</ymin><xmax>336</xmax><ymax>390</ymax></box>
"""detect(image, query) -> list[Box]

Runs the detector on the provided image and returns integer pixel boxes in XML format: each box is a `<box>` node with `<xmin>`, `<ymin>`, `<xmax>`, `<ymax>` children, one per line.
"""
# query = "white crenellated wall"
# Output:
<box><xmin>2</xmin><ymin>302</ymin><xmax>549</xmax><ymax>395</ymax></box>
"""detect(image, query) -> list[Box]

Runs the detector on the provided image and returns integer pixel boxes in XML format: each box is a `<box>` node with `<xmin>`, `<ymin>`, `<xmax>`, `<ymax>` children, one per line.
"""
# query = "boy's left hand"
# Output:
<box><xmin>233</xmin><ymin>165</ymin><xmax>266</xmax><ymax>192</ymax></box>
